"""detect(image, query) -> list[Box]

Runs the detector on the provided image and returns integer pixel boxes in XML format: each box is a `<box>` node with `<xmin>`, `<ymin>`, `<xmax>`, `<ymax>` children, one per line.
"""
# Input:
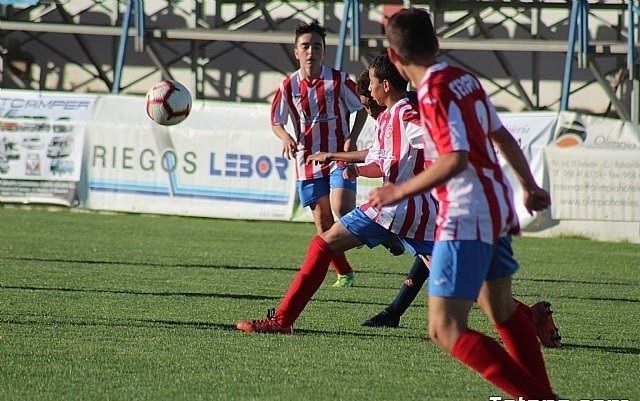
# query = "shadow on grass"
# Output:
<box><xmin>1</xmin><ymin>316</ymin><xmax>235</xmax><ymax>332</ymax></box>
<box><xmin>2</xmin><ymin>256</ymin><xmax>407</xmax><ymax>277</ymax></box>
<box><xmin>0</xmin><ymin>316</ymin><xmax>426</xmax><ymax>340</ymax></box>
<box><xmin>515</xmin><ymin>292</ymin><xmax>640</xmax><ymax>304</ymax></box>
<box><xmin>560</xmin><ymin>342</ymin><xmax>640</xmax><ymax>355</ymax></box>
<box><xmin>0</xmin><ymin>284</ymin><xmax>392</xmax><ymax>307</ymax></box>
<box><xmin>515</xmin><ymin>277</ymin><xmax>640</xmax><ymax>286</ymax></box>
<box><xmin>6</xmin><ymin>315</ymin><xmax>639</xmax><ymax>350</ymax></box>
<box><xmin>7</xmin><ymin>256</ymin><xmax>640</xmax><ymax>285</ymax></box>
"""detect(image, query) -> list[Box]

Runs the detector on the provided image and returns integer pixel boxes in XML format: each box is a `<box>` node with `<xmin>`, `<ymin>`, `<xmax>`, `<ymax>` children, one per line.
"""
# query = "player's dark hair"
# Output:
<box><xmin>369</xmin><ymin>52</ymin><xmax>408</xmax><ymax>91</ymax></box>
<box><xmin>386</xmin><ymin>8</ymin><xmax>438</xmax><ymax>63</ymax></box>
<box><xmin>356</xmin><ymin>70</ymin><xmax>373</xmax><ymax>100</ymax></box>
<box><xmin>295</xmin><ymin>20</ymin><xmax>326</xmax><ymax>47</ymax></box>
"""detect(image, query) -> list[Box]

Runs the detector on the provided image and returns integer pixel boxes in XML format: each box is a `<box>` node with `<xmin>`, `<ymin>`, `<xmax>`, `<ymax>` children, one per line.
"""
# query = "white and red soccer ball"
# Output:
<box><xmin>145</xmin><ymin>80</ymin><xmax>192</xmax><ymax>126</ymax></box>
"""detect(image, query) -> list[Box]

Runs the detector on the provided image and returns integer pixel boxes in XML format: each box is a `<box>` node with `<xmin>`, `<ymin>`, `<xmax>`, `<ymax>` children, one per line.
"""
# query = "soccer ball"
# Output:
<box><xmin>145</xmin><ymin>80</ymin><xmax>192</xmax><ymax>126</ymax></box>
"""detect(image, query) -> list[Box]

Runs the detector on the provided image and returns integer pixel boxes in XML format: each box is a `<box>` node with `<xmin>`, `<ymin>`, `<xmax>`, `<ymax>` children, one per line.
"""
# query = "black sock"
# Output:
<box><xmin>386</xmin><ymin>256</ymin><xmax>429</xmax><ymax>317</ymax></box>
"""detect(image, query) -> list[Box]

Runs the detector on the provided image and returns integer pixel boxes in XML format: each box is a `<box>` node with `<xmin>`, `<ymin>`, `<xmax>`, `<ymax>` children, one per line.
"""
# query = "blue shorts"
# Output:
<box><xmin>339</xmin><ymin>208</ymin><xmax>434</xmax><ymax>256</ymax></box>
<box><xmin>428</xmin><ymin>237</ymin><xmax>519</xmax><ymax>300</ymax></box>
<box><xmin>297</xmin><ymin>166</ymin><xmax>357</xmax><ymax>207</ymax></box>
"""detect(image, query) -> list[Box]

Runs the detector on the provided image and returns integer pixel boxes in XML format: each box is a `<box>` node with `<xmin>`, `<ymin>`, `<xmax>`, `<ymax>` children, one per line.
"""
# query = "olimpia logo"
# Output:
<box><xmin>555</xmin><ymin>119</ymin><xmax>586</xmax><ymax>147</ymax></box>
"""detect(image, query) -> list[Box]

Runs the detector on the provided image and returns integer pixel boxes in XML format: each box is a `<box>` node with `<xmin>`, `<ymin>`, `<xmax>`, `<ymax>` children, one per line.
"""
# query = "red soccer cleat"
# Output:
<box><xmin>530</xmin><ymin>301</ymin><xmax>561</xmax><ymax>348</ymax></box>
<box><xmin>236</xmin><ymin>308</ymin><xmax>293</xmax><ymax>334</ymax></box>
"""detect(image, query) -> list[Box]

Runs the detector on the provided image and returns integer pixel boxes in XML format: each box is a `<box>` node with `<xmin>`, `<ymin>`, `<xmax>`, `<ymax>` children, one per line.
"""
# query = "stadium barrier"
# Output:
<box><xmin>1</xmin><ymin>89</ymin><xmax>638</xmax><ymax>243</ymax></box>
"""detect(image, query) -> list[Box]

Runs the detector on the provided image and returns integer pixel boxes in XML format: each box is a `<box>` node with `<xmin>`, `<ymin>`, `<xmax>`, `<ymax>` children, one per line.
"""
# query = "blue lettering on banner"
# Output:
<box><xmin>209</xmin><ymin>152</ymin><xmax>288</xmax><ymax>180</ymax></box>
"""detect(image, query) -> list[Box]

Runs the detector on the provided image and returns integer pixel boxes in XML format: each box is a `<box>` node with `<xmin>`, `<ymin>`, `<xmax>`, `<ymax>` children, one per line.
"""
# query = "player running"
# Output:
<box><xmin>369</xmin><ymin>8</ymin><xmax>559</xmax><ymax>399</ymax></box>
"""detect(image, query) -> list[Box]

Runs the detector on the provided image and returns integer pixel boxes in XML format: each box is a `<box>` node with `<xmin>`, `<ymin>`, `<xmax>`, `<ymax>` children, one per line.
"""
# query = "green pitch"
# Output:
<box><xmin>0</xmin><ymin>207</ymin><xmax>638</xmax><ymax>401</ymax></box>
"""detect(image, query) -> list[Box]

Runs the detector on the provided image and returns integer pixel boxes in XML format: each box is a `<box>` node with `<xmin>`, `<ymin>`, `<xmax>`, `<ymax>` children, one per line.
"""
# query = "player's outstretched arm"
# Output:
<box><xmin>344</xmin><ymin>162</ymin><xmax>383</xmax><ymax>181</ymax></box>
<box><xmin>272</xmin><ymin>124</ymin><xmax>297</xmax><ymax>160</ymax></box>
<box><xmin>368</xmin><ymin>151</ymin><xmax>467</xmax><ymax>209</ymax></box>
<box><xmin>306</xmin><ymin>150</ymin><xmax>368</xmax><ymax>164</ymax></box>
<box><xmin>344</xmin><ymin>108</ymin><xmax>369</xmax><ymax>152</ymax></box>
<box><xmin>490</xmin><ymin>126</ymin><xmax>551</xmax><ymax>213</ymax></box>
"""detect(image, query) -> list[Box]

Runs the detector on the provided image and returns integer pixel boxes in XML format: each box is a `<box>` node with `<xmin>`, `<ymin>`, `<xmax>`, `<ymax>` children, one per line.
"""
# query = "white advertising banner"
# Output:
<box><xmin>497</xmin><ymin>112</ymin><xmax>557</xmax><ymax>229</ymax></box>
<box><xmin>0</xmin><ymin>90</ymin><xmax>96</xmax><ymax>205</ymax></box>
<box><xmin>547</xmin><ymin>112</ymin><xmax>640</xmax><ymax>221</ymax></box>
<box><xmin>84</xmin><ymin>95</ymin><xmax>295</xmax><ymax>220</ymax></box>
<box><xmin>295</xmin><ymin>112</ymin><xmax>557</xmax><ymax>228</ymax></box>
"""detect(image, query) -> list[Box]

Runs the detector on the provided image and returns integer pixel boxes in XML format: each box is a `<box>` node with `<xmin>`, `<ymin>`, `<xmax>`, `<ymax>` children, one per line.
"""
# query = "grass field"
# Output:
<box><xmin>1</xmin><ymin>207</ymin><xmax>639</xmax><ymax>401</ymax></box>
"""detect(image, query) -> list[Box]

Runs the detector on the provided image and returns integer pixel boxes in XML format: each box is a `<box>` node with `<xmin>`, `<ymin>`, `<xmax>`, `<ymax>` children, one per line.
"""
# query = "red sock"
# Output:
<box><xmin>496</xmin><ymin>307</ymin><xmax>552</xmax><ymax>389</ymax></box>
<box><xmin>452</xmin><ymin>330</ymin><xmax>554</xmax><ymax>399</ymax></box>
<box><xmin>513</xmin><ymin>298</ymin><xmax>534</xmax><ymax>321</ymax></box>
<box><xmin>275</xmin><ymin>236</ymin><xmax>333</xmax><ymax>327</ymax></box>
<box><xmin>330</xmin><ymin>252</ymin><xmax>353</xmax><ymax>275</ymax></box>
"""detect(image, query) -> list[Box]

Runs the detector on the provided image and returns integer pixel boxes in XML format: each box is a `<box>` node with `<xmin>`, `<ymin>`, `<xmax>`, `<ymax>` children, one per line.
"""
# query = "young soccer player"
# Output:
<box><xmin>369</xmin><ymin>8</ymin><xmax>559</xmax><ymax>399</ymax></box>
<box><xmin>237</xmin><ymin>53</ymin><xmax>437</xmax><ymax>334</ymax></box>
<box><xmin>314</xmin><ymin>67</ymin><xmax>562</xmax><ymax>343</ymax></box>
<box><xmin>271</xmin><ymin>21</ymin><xmax>368</xmax><ymax>288</ymax></box>
<box><xmin>308</xmin><ymin>59</ymin><xmax>433</xmax><ymax>329</ymax></box>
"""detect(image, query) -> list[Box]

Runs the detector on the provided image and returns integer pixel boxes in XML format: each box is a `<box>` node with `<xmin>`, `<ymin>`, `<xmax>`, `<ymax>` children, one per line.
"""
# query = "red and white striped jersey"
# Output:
<box><xmin>271</xmin><ymin>65</ymin><xmax>364</xmax><ymax>181</ymax></box>
<box><xmin>417</xmin><ymin>62</ymin><xmax>520</xmax><ymax>244</ymax></box>
<box><xmin>359</xmin><ymin>97</ymin><xmax>437</xmax><ymax>241</ymax></box>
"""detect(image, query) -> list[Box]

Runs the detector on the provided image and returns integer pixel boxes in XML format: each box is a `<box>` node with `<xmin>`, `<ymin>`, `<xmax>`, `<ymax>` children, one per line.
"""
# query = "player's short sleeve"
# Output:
<box><xmin>485</xmin><ymin>94</ymin><xmax>503</xmax><ymax>133</ymax></box>
<box><xmin>271</xmin><ymin>84</ymin><xmax>289</xmax><ymax>126</ymax></box>
<box><xmin>401</xmin><ymin>108</ymin><xmax>425</xmax><ymax>150</ymax></box>
<box><xmin>341</xmin><ymin>74</ymin><xmax>365</xmax><ymax>113</ymax></box>
<box><xmin>405</xmin><ymin>121</ymin><xmax>425</xmax><ymax>150</ymax></box>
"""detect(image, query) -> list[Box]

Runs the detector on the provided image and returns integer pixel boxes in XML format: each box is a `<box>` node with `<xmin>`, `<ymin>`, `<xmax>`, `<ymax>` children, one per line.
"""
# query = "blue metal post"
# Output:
<box><xmin>561</xmin><ymin>0</ymin><xmax>580</xmax><ymax>111</ymax></box>
<box><xmin>577</xmin><ymin>0</ymin><xmax>589</xmax><ymax>68</ymax></box>
<box><xmin>630</xmin><ymin>0</ymin><xmax>640</xmax><ymax>122</ymax></box>
<box><xmin>629</xmin><ymin>1</ymin><xmax>637</xmax><ymax>80</ymax></box>
<box><xmin>350</xmin><ymin>0</ymin><xmax>360</xmax><ymax>61</ymax></box>
<box><xmin>334</xmin><ymin>0</ymin><xmax>352</xmax><ymax>70</ymax></box>
<box><xmin>112</xmin><ymin>0</ymin><xmax>134</xmax><ymax>94</ymax></box>
<box><xmin>134</xmin><ymin>0</ymin><xmax>145</xmax><ymax>52</ymax></box>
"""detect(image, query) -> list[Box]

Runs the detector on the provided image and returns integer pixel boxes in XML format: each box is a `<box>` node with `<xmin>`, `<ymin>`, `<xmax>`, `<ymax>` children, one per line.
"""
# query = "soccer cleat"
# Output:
<box><xmin>530</xmin><ymin>301</ymin><xmax>562</xmax><ymax>348</ymax></box>
<box><xmin>236</xmin><ymin>308</ymin><xmax>293</xmax><ymax>334</ymax></box>
<box><xmin>332</xmin><ymin>272</ymin><xmax>355</xmax><ymax>288</ymax></box>
<box><xmin>361</xmin><ymin>310</ymin><xmax>400</xmax><ymax>328</ymax></box>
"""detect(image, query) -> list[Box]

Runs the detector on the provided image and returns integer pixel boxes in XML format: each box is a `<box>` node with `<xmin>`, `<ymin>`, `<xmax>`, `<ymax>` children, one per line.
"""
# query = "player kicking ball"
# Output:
<box><xmin>369</xmin><ymin>8</ymin><xmax>559</xmax><ymax>399</ymax></box>
<box><xmin>307</xmin><ymin>62</ymin><xmax>434</xmax><ymax>329</ymax></box>
<box><xmin>311</xmin><ymin>66</ymin><xmax>562</xmax><ymax>349</ymax></box>
<box><xmin>236</xmin><ymin>53</ymin><xmax>437</xmax><ymax>334</ymax></box>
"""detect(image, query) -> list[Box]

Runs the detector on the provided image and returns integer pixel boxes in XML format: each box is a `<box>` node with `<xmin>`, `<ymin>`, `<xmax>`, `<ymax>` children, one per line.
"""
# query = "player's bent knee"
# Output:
<box><xmin>428</xmin><ymin>321</ymin><xmax>447</xmax><ymax>350</ymax></box>
<box><xmin>320</xmin><ymin>225</ymin><xmax>341</xmax><ymax>244</ymax></box>
<box><xmin>429</xmin><ymin>320</ymin><xmax>463</xmax><ymax>352</ymax></box>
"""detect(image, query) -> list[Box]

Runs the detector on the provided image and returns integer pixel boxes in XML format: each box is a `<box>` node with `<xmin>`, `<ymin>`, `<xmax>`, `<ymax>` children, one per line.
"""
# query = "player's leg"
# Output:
<box><xmin>326</xmin><ymin>167</ymin><xmax>358</xmax><ymax>286</ymax></box>
<box><xmin>331</xmin><ymin>166</ymin><xmax>404</xmax><ymax>256</ymax></box>
<box><xmin>429</xmin><ymin>240</ymin><xmax>555</xmax><ymax>399</ymax></box>
<box><xmin>300</xmin><ymin>176</ymin><xmax>354</xmax><ymax>283</ymax></box>
<box><xmin>236</xmin><ymin>221</ymin><xmax>363</xmax><ymax>333</ymax></box>
<box><xmin>477</xmin><ymin>236</ymin><xmax>553</xmax><ymax>388</ymax></box>
<box><xmin>362</xmin><ymin>256</ymin><xmax>428</xmax><ymax>327</ymax></box>
<box><xmin>477</xmin><ymin>277</ymin><xmax>552</xmax><ymax>390</ymax></box>
<box><xmin>329</xmin><ymin>166</ymin><xmax>357</xmax><ymax>218</ymax></box>
<box><xmin>309</xmin><ymin>194</ymin><xmax>336</xmax><ymax>233</ymax></box>
<box><xmin>514</xmin><ymin>298</ymin><xmax>562</xmax><ymax>348</ymax></box>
